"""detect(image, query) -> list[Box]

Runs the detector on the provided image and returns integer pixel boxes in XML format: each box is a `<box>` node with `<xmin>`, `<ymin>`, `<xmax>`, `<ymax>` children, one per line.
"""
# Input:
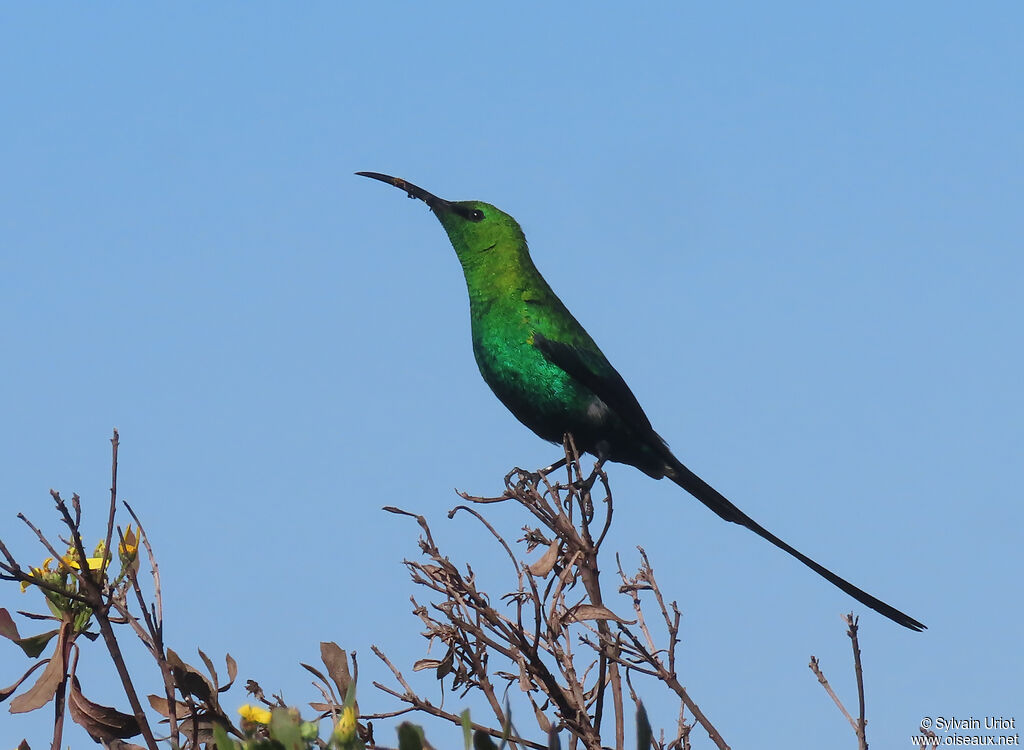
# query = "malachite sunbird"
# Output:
<box><xmin>357</xmin><ymin>171</ymin><xmax>925</xmax><ymax>632</ymax></box>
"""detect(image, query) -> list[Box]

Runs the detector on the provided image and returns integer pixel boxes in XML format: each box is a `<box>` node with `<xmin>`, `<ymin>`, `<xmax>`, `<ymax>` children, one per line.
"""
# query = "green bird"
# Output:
<box><xmin>357</xmin><ymin>171</ymin><xmax>925</xmax><ymax>632</ymax></box>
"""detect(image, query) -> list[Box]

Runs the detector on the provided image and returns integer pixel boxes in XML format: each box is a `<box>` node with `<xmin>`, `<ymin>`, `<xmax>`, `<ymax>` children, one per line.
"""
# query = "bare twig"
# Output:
<box><xmin>808</xmin><ymin>656</ymin><xmax>857</xmax><ymax>731</ymax></box>
<box><xmin>371</xmin><ymin>646</ymin><xmax>546</xmax><ymax>750</ymax></box>
<box><xmin>846</xmin><ymin>614</ymin><xmax>868</xmax><ymax>750</ymax></box>
<box><xmin>809</xmin><ymin>614</ymin><xmax>870</xmax><ymax>750</ymax></box>
<box><xmin>98</xmin><ymin>429</ymin><xmax>119</xmax><ymax>585</ymax></box>
<box><xmin>375</xmin><ymin>439</ymin><xmax>729</xmax><ymax>750</ymax></box>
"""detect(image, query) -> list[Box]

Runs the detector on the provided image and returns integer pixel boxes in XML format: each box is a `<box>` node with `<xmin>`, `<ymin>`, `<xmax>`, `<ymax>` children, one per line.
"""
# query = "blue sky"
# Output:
<box><xmin>2</xmin><ymin>4</ymin><xmax>1021</xmax><ymax>748</ymax></box>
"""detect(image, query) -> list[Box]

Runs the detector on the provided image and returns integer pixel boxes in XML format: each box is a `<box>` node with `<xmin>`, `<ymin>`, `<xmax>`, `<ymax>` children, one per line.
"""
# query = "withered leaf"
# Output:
<box><xmin>9</xmin><ymin>652</ymin><xmax>63</xmax><ymax>713</ymax></box>
<box><xmin>147</xmin><ymin>694</ymin><xmax>190</xmax><ymax>718</ymax></box>
<box><xmin>534</xmin><ymin>704</ymin><xmax>551</xmax><ymax>733</ymax></box>
<box><xmin>167</xmin><ymin>648</ymin><xmax>212</xmax><ymax>701</ymax></box>
<box><xmin>412</xmin><ymin>659</ymin><xmax>443</xmax><ymax>672</ymax></box>
<box><xmin>1</xmin><ymin>659</ymin><xmax>48</xmax><ymax>702</ymax></box>
<box><xmin>69</xmin><ymin>676</ymin><xmax>140</xmax><ymax>741</ymax></box>
<box><xmin>17</xmin><ymin>610</ymin><xmax>58</xmax><ymax>621</ymax></box>
<box><xmin>221</xmin><ymin>653</ymin><xmax>238</xmax><ymax>692</ymax></box>
<box><xmin>172</xmin><ymin>715</ymin><xmax>221</xmax><ymax>745</ymax></box>
<box><xmin>564</xmin><ymin>604</ymin><xmax>632</xmax><ymax>624</ymax></box>
<box><xmin>527</xmin><ymin>540</ymin><xmax>561</xmax><ymax>577</ymax></box>
<box><xmin>0</xmin><ymin>608</ymin><xmax>19</xmax><ymax>640</ymax></box>
<box><xmin>436</xmin><ymin>648</ymin><xmax>455</xmax><ymax>680</ymax></box>
<box><xmin>516</xmin><ymin>656</ymin><xmax>532</xmax><ymax>692</ymax></box>
<box><xmin>197</xmin><ymin>648</ymin><xmax>218</xmax><ymax>689</ymax></box>
<box><xmin>301</xmin><ymin>662</ymin><xmax>330</xmax><ymax>685</ymax></box>
<box><xmin>320</xmin><ymin>642</ymin><xmax>352</xmax><ymax>700</ymax></box>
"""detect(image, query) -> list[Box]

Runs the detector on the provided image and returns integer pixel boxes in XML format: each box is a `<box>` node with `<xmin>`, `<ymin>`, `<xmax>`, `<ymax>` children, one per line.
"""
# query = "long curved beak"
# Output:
<box><xmin>356</xmin><ymin>172</ymin><xmax>451</xmax><ymax>212</ymax></box>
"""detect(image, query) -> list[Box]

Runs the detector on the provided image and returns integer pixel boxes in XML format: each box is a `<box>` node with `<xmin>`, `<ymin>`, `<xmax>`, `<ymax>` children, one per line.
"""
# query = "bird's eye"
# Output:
<box><xmin>455</xmin><ymin>205</ymin><xmax>486</xmax><ymax>222</ymax></box>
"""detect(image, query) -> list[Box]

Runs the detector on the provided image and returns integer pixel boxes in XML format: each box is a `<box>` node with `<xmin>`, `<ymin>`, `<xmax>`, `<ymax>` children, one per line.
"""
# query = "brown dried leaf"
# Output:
<box><xmin>0</xmin><ymin>608</ymin><xmax>20</xmax><ymax>640</ymax></box>
<box><xmin>1</xmin><ymin>660</ymin><xmax>48</xmax><ymax>702</ymax></box>
<box><xmin>412</xmin><ymin>659</ymin><xmax>444</xmax><ymax>672</ymax></box>
<box><xmin>516</xmin><ymin>656</ymin><xmax>532</xmax><ymax>692</ymax></box>
<box><xmin>147</xmin><ymin>694</ymin><xmax>190</xmax><ymax>718</ymax></box>
<box><xmin>564</xmin><ymin>604</ymin><xmax>632</xmax><ymax>624</ymax></box>
<box><xmin>9</xmin><ymin>652</ymin><xmax>63</xmax><ymax>713</ymax></box>
<box><xmin>436</xmin><ymin>648</ymin><xmax>454</xmax><ymax>680</ymax></box>
<box><xmin>167</xmin><ymin>648</ymin><xmax>212</xmax><ymax>701</ymax></box>
<box><xmin>320</xmin><ymin>642</ymin><xmax>352</xmax><ymax>699</ymax></box>
<box><xmin>527</xmin><ymin>541</ymin><xmax>561</xmax><ymax>576</ymax></box>
<box><xmin>69</xmin><ymin>676</ymin><xmax>140</xmax><ymax>741</ymax></box>
<box><xmin>171</xmin><ymin>715</ymin><xmax>221</xmax><ymax>746</ymax></box>
<box><xmin>533</xmin><ymin>704</ymin><xmax>551</xmax><ymax>733</ymax></box>
<box><xmin>222</xmin><ymin>653</ymin><xmax>238</xmax><ymax>691</ymax></box>
<box><xmin>15</xmin><ymin>610</ymin><xmax>59</xmax><ymax>621</ymax></box>
<box><xmin>301</xmin><ymin>662</ymin><xmax>330</xmax><ymax>685</ymax></box>
<box><xmin>197</xmin><ymin>648</ymin><xmax>218</xmax><ymax>689</ymax></box>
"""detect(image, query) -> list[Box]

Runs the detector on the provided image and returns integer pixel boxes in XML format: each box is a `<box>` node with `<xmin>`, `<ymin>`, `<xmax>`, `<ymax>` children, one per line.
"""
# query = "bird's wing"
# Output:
<box><xmin>532</xmin><ymin>332</ymin><xmax>656</xmax><ymax>435</ymax></box>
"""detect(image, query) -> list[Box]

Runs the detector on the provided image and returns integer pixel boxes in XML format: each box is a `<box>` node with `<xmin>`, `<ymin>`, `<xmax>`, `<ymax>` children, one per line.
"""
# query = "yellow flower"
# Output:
<box><xmin>65</xmin><ymin>556</ymin><xmax>107</xmax><ymax>572</ymax></box>
<box><xmin>333</xmin><ymin>705</ymin><xmax>357</xmax><ymax>744</ymax></box>
<box><xmin>238</xmin><ymin>704</ymin><xmax>272</xmax><ymax>725</ymax></box>
<box><xmin>20</xmin><ymin>558</ymin><xmax>55</xmax><ymax>593</ymax></box>
<box><xmin>119</xmin><ymin>525</ymin><xmax>139</xmax><ymax>562</ymax></box>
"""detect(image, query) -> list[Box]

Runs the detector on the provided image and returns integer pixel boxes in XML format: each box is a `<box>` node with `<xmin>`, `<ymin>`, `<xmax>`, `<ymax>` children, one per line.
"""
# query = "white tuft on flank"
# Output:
<box><xmin>586</xmin><ymin>397</ymin><xmax>611</xmax><ymax>423</ymax></box>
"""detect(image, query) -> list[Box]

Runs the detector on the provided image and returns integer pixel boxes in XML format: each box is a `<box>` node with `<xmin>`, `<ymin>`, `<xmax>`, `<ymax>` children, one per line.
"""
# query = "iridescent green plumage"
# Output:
<box><xmin>357</xmin><ymin>171</ymin><xmax>925</xmax><ymax>632</ymax></box>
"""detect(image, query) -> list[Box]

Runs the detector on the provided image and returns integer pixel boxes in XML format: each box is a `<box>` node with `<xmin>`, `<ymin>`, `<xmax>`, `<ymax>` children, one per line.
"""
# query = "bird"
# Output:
<box><xmin>356</xmin><ymin>171</ymin><xmax>926</xmax><ymax>632</ymax></box>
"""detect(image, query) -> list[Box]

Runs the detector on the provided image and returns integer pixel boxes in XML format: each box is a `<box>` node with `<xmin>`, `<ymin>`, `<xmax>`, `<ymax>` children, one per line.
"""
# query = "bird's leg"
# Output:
<box><xmin>573</xmin><ymin>441</ymin><xmax>609</xmax><ymax>494</ymax></box>
<box><xmin>568</xmin><ymin>444</ymin><xmax>608</xmax><ymax>524</ymax></box>
<box><xmin>538</xmin><ymin>456</ymin><xmax>568</xmax><ymax>476</ymax></box>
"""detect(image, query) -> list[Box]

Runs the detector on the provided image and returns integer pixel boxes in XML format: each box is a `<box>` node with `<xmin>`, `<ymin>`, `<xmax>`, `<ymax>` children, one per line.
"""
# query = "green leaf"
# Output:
<box><xmin>12</xmin><ymin>629</ymin><xmax>60</xmax><ymax>659</ymax></box>
<box><xmin>343</xmin><ymin>678</ymin><xmax>357</xmax><ymax>709</ymax></box>
<box><xmin>547</xmin><ymin>727</ymin><xmax>560</xmax><ymax>750</ymax></box>
<box><xmin>473</xmin><ymin>730</ymin><xmax>498</xmax><ymax>750</ymax></box>
<box><xmin>212</xmin><ymin>722</ymin><xmax>236</xmax><ymax>749</ymax></box>
<box><xmin>45</xmin><ymin>597</ymin><xmax>64</xmax><ymax>619</ymax></box>
<box><xmin>397</xmin><ymin>721</ymin><xmax>424</xmax><ymax>750</ymax></box>
<box><xmin>500</xmin><ymin>701</ymin><xmax>513</xmax><ymax>750</ymax></box>
<box><xmin>270</xmin><ymin>708</ymin><xmax>304</xmax><ymax>750</ymax></box>
<box><xmin>460</xmin><ymin>709</ymin><xmax>472</xmax><ymax>750</ymax></box>
<box><xmin>636</xmin><ymin>701</ymin><xmax>652</xmax><ymax>750</ymax></box>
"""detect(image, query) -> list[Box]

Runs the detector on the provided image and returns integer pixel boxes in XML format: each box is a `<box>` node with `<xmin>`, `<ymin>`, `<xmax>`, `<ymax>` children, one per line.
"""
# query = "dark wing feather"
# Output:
<box><xmin>532</xmin><ymin>332</ymin><xmax>656</xmax><ymax>435</ymax></box>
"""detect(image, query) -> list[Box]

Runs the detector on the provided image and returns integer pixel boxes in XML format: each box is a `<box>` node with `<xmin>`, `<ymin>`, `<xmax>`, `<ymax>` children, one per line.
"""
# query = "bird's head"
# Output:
<box><xmin>357</xmin><ymin>172</ymin><xmax>528</xmax><ymax>271</ymax></box>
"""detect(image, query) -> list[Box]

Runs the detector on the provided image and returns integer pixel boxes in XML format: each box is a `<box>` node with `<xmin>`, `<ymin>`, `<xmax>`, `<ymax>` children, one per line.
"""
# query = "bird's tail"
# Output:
<box><xmin>663</xmin><ymin>457</ymin><xmax>926</xmax><ymax>632</ymax></box>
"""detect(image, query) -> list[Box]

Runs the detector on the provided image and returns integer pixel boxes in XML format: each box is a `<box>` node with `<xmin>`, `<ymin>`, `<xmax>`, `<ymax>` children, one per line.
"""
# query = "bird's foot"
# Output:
<box><xmin>568</xmin><ymin>455</ymin><xmax>606</xmax><ymax>498</ymax></box>
<box><xmin>515</xmin><ymin>457</ymin><xmax>569</xmax><ymax>487</ymax></box>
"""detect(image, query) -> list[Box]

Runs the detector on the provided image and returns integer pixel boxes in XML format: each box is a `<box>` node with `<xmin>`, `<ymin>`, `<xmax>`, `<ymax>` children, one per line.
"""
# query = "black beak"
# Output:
<box><xmin>356</xmin><ymin>172</ymin><xmax>451</xmax><ymax>212</ymax></box>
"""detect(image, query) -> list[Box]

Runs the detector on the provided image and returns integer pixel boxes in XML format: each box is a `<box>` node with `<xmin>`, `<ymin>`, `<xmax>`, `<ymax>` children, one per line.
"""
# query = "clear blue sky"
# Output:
<box><xmin>2</xmin><ymin>4</ymin><xmax>1021</xmax><ymax>748</ymax></box>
